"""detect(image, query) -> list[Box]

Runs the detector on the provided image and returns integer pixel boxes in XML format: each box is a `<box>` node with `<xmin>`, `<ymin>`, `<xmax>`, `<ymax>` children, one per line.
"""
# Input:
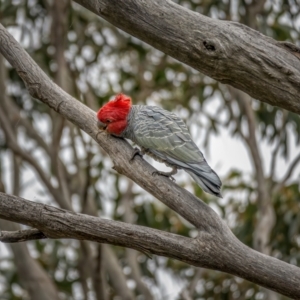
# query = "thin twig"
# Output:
<box><xmin>0</xmin><ymin>229</ymin><xmax>47</xmax><ymax>243</ymax></box>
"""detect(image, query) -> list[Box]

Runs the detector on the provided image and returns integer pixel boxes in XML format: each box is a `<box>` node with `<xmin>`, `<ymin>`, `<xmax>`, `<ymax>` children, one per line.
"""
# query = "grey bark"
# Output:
<box><xmin>73</xmin><ymin>0</ymin><xmax>300</xmax><ymax>114</ymax></box>
<box><xmin>1</xmin><ymin>193</ymin><xmax>300</xmax><ymax>298</ymax></box>
<box><xmin>0</xmin><ymin>22</ymin><xmax>300</xmax><ymax>298</ymax></box>
<box><xmin>49</xmin><ymin>0</ymin><xmax>72</xmax><ymax>207</ymax></box>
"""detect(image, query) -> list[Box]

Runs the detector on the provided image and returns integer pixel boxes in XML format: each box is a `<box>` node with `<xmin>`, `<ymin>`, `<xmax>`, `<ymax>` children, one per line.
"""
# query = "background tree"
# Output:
<box><xmin>0</xmin><ymin>0</ymin><xmax>300</xmax><ymax>299</ymax></box>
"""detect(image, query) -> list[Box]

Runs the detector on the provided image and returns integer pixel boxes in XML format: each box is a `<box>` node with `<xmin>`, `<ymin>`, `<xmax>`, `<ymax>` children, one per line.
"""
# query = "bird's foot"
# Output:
<box><xmin>152</xmin><ymin>167</ymin><xmax>177</xmax><ymax>182</ymax></box>
<box><xmin>130</xmin><ymin>148</ymin><xmax>144</xmax><ymax>162</ymax></box>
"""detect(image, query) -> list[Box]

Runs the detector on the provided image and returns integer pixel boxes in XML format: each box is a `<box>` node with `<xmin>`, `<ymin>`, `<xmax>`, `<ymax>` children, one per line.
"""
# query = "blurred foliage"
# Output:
<box><xmin>0</xmin><ymin>0</ymin><xmax>299</xmax><ymax>299</ymax></box>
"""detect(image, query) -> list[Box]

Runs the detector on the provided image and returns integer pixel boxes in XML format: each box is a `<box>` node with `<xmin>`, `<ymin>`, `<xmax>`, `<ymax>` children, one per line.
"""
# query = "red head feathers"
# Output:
<box><xmin>97</xmin><ymin>94</ymin><xmax>132</xmax><ymax>135</ymax></box>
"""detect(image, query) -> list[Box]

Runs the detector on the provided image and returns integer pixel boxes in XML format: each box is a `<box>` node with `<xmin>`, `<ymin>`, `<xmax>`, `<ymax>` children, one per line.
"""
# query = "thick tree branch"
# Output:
<box><xmin>1</xmin><ymin>193</ymin><xmax>300</xmax><ymax>298</ymax></box>
<box><xmin>0</xmin><ymin>192</ymin><xmax>198</xmax><ymax>265</ymax></box>
<box><xmin>73</xmin><ymin>0</ymin><xmax>300</xmax><ymax>114</ymax></box>
<box><xmin>1</xmin><ymin>23</ymin><xmax>300</xmax><ymax>298</ymax></box>
<box><xmin>0</xmin><ymin>22</ymin><xmax>221</xmax><ymax>232</ymax></box>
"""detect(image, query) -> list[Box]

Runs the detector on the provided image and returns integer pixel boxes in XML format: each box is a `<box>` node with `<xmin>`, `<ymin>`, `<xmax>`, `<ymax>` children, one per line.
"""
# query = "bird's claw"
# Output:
<box><xmin>130</xmin><ymin>148</ymin><xmax>143</xmax><ymax>162</ymax></box>
<box><xmin>152</xmin><ymin>170</ymin><xmax>176</xmax><ymax>182</ymax></box>
<box><xmin>169</xmin><ymin>175</ymin><xmax>176</xmax><ymax>182</ymax></box>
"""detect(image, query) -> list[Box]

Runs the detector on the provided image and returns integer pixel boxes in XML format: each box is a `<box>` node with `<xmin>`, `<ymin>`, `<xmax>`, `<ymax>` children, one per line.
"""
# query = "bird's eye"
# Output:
<box><xmin>106</xmin><ymin>119</ymin><xmax>111</xmax><ymax>123</ymax></box>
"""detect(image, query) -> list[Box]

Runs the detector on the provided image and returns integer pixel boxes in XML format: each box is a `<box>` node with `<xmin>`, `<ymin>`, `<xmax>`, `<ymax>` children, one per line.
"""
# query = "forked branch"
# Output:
<box><xmin>1</xmin><ymin>192</ymin><xmax>300</xmax><ymax>298</ymax></box>
<box><xmin>0</xmin><ymin>23</ymin><xmax>300</xmax><ymax>298</ymax></box>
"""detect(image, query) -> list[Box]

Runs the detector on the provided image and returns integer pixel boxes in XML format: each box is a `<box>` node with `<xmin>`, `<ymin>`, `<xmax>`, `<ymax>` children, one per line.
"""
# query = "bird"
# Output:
<box><xmin>96</xmin><ymin>93</ymin><xmax>222</xmax><ymax>197</ymax></box>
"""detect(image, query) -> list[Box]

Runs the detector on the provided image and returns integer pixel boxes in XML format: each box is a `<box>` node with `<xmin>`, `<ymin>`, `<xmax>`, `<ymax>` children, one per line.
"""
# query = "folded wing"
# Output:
<box><xmin>132</xmin><ymin>106</ymin><xmax>222</xmax><ymax>197</ymax></box>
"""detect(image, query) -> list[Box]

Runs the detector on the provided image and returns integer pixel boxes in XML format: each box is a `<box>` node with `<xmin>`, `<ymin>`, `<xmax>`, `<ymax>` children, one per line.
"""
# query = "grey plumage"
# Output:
<box><xmin>121</xmin><ymin>105</ymin><xmax>222</xmax><ymax>197</ymax></box>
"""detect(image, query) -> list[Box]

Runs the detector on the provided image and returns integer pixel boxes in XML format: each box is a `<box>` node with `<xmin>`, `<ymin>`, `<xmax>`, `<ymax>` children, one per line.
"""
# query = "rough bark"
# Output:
<box><xmin>1</xmin><ymin>192</ymin><xmax>300</xmax><ymax>298</ymax></box>
<box><xmin>0</xmin><ymin>22</ymin><xmax>222</xmax><ymax>232</ymax></box>
<box><xmin>1</xmin><ymin>23</ymin><xmax>300</xmax><ymax>298</ymax></box>
<box><xmin>73</xmin><ymin>0</ymin><xmax>300</xmax><ymax>114</ymax></box>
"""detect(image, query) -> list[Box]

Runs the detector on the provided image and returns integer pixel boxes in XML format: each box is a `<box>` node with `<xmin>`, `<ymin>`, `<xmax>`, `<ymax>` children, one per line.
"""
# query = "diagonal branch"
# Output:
<box><xmin>73</xmin><ymin>0</ymin><xmax>300</xmax><ymax>114</ymax></box>
<box><xmin>0</xmin><ymin>22</ymin><xmax>221</xmax><ymax>232</ymax></box>
<box><xmin>1</xmin><ymin>23</ymin><xmax>300</xmax><ymax>298</ymax></box>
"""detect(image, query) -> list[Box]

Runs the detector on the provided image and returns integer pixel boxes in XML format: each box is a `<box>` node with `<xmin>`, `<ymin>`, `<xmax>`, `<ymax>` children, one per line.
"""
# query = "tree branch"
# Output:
<box><xmin>0</xmin><ymin>229</ymin><xmax>47</xmax><ymax>243</ymax></box>
<box><xmin>1</xmin><ymin>23</ymin><xmax>300</xmax><ymax>298</ymax></box>
<box><xmin>0</xmin><ymin>22</ymin><xmax>221</xmax><ymax>232</ymax></box>
<box><xmin>1</xmin><ymin>192</ymin><xmax>300</xmax><ymax>298</ymax></box>
<box><xmin>73</xmin><ymin>0</ymin><xmax>300</xmax><ymax>114</ymax></box>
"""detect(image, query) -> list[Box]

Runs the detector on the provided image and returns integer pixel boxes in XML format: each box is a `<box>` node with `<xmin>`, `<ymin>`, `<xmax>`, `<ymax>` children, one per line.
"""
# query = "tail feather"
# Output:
<box><xmin>147</xmin><ymin>149</ymin><xmax>222</xmax><ymax>197</ymax></box>
<box><xmin>186</xmin><ymin>162</ymin><xmax>222</xmax><ymax>198</ymax></box>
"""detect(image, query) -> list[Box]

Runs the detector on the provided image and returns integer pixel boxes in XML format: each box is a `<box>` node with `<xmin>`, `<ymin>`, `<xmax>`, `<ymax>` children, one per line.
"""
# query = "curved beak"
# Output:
<box><xmin>97</xmin><ymin>120</ymin><xmax>107</xmax><ymax>130</ymax></box>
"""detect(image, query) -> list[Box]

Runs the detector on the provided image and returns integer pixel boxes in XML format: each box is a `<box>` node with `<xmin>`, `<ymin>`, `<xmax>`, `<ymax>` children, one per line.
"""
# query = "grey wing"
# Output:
<box><xmin>132</xmin><ymin>106</ymin><xmax>222</xmax><ymax>197</ymax></box>
<box><xmin>132</xmin><ymin>106</ymin><xmax>205</xmax><ymax>167</ymax></box>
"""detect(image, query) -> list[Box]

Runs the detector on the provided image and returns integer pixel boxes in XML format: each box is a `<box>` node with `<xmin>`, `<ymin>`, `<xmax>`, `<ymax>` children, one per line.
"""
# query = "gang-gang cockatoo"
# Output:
<box><xmin>97</xmin><ymin>94</ymin><xmax>222</xmax><ymax>197</ymax></box>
